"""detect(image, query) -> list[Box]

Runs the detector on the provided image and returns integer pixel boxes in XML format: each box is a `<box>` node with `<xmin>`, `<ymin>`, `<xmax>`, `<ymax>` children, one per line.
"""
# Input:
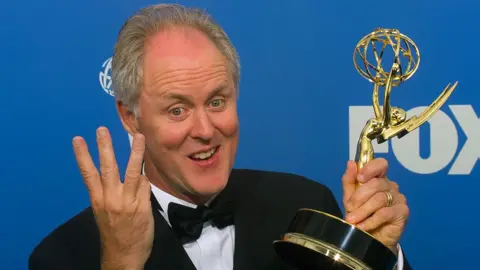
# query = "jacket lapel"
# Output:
<box><xmin>229</xmin><ymin>170</ymin><xmax>297</xmax><ymax>270</ymax></box>
<box><xmin>143</xmin><ymin>192</ymin><xmax>197</xmax><ymax>270</ymax></box>
<box><xmin>232</xmin><ymin>203</ymin><xmax>266</xmax><ymax>270</ymax></box>
<box><xmin>227</xmin><ymin>170</ymin><xmax>282</xmax><ymax>270</ymax></box>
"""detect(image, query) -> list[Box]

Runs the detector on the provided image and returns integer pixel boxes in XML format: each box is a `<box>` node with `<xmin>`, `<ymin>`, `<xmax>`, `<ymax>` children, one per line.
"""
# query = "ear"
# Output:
<box><xmin>116</xmin><ymin>100</ymin><xmax>139</xmax><ymax>137</ymax></box>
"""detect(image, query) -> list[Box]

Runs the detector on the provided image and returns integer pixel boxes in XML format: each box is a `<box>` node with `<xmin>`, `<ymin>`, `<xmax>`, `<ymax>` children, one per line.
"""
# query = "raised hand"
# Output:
<box><xmin>342</xmin><ymin>158</ymin><xmax>409</xmax><ymax>254</ymax></box>
<box><xmin>72</xmin><ymin>127</ymin><xmax>154</xmax><ymax>270</ymax></box>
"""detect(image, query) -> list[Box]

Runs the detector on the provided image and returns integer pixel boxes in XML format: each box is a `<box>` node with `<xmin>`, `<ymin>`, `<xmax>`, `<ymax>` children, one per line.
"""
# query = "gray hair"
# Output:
<box><xmin>111</xmin><ymin>4</ymin><xmax>240</xmax><ymax>116</ymax></box>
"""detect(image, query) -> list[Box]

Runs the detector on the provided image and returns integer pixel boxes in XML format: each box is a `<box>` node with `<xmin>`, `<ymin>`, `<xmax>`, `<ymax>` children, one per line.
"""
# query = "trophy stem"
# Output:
<box><xmin>381</xmin><ymin>64</ymin><xmax>400</xmax><ymax>130</ymax></box>
<box><xmin>372</xmin><ymin>84</ymin><xmax>382</xmax><ymax>120</ymax></box>
<box><xmin>355</xmin><ymin>63</ymin><xmax>399</xmax><ymax>185</ymax></box>
<box><xmin>353</xmin><ymin>119</ymin><xmax>378</xmax><ymax>189</ymax></box>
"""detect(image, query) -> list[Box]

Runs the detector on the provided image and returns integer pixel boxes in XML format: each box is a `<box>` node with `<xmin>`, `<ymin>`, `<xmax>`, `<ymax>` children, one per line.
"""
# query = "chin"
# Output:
<box><xmin>189</xmin><ymin>169</ymin><xmax>229</xmax><ymax>198</ymax></box>
<box><xmin>184</xmin><ymin>144</ymin><xmax>233</xmax><ymax>194</ymax></box>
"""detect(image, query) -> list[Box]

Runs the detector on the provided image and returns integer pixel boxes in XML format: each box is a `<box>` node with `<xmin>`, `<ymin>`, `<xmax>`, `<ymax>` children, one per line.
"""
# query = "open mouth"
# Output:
<box><xmin>188</xmin><ymin>146</ymin><xmax>220</xmax><ymax>161</ymax></box>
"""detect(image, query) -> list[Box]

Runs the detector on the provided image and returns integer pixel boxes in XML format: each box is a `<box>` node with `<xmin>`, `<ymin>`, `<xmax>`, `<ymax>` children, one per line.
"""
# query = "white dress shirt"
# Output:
<box><xmin>150</xmin><ymin>183</ymin><xmax>235</xmax><ymax>270</ymax></box>
<box><xmin>145</xmin><ymin>167</ymin><xmax>404</xmax><ymax>270</ymax></box>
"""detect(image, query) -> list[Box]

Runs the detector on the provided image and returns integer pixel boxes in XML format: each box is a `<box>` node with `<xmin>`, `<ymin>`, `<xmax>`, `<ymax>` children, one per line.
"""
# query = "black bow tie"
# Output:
<box><xmin>167</xmin><ymin>201</ymin><xmax>234</xmax><ymax>244</ymax></box>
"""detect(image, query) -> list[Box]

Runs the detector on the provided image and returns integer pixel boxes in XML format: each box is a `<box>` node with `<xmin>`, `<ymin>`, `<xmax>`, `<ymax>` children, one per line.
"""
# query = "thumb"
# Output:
<box><xmin>342</xmin><ymin>160</ymin><xmax>357</xmax><ymax>213</ymax></box>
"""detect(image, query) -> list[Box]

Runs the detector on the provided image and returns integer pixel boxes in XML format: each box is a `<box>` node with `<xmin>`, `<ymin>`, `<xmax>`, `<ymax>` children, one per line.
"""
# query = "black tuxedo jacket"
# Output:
<box><xmin>29</xmin><ymin>169</ymin><xmax>412</xmax><ymax>270</ymax></box>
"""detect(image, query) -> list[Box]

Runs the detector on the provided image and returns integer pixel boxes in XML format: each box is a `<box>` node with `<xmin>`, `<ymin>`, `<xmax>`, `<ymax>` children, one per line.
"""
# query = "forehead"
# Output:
<box><xmin>144</xmin><ymin>27</ymin><xmax>227</xmax><ymax>75</ymax></box>
<box><xmin>141</xmin><ymin>26</ymin><xmax>232</xmax><ymax>98</ymax></box>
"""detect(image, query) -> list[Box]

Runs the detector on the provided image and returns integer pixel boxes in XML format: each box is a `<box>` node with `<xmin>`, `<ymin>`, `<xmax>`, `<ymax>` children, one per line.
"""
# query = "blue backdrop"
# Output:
<box><xmin>1</xmin><ymin>0</ymin><xmax>479</xmax><ymax>269</ymax></box>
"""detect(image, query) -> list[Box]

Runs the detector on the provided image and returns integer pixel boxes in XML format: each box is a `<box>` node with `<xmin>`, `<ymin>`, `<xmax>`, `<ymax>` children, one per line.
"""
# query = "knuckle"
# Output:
<box><xmin>400</xmin><ymin>204</ymin><xmax>410</xmax><ymax>217</ymax></box>
<box><xmin>372</xmin><ymin>177</ymin><xmax>383</xmax><ymax>190</ymax></box>
<box><xmin>379</xmin><ymin>208</ymin><xmax>391</xmax><ymax>220</ymax></box>
<box><xmin>141</xmin><ymin>182</ymin><xmax>151</xmax><ymax>195</ymax></box>
<box><xmin>381</xmin><ymin>178</ymin><xmax>391</xmax><ymax>190</ymax></box>
<box><xmin>375</xmin><ymin>192</ymin><xmax>386</xmax><ymax>205</ymax></box>
<box><xmin>359</xmin><ymin>207</ymin><xmax>371</xmax><ymax>219</ymax></box>
<box><xmin>100</xmin><ymin>164</ymin><xmax>119</xmax><ymax>176</ymax></box>
<box><xmin>391</xmin><ymin>181</ymin><xmax>399</xmax><ymax>191</ymax></box>
<box><xmin>140</xmin><ymin>175</ymin><xmax>149</xmax><ymax>184</ymax></box>
<box><xmin>79</xmin><ymin>166</ymin><xmax>96</xmax><ymax>180</ymax></box>
<box><xmin>348</xmin><ymin>193</ymin><xmax>359</xmax><ymax>206</ymax></box>
<box><xmin>361</xmin><ymin>165</ymin><xmax>372</xmax><ymax>177</ymax></box>
<box><xmin>139</xmin><ymin>204</ymin><xmax>152</xmax><ymax>216</ymax></box>
<box><xmin>123</xmin><ymin>206</ymin><xmax>137</xmax><ymax>216</ymax></box>
<box><xmin>397</xmin><ymin>194</ymin><xmax>407</xmax><ymax>204</ymax></box>
<box><xmin>125</xmin><ymin>169</ymin><xmax>140</xmax><ymax>180</ymax></box>
<box><xmin>364</xmin><ymin>217</ymin><xmax>375</xmax><ymax>229</ymax></box>
<box><xmin>132</xmin><ymin>138</ymin><xmax>145</xmax><ymax>152</ymax></box>
<box><xmin>105</xmin><ymin>199</ymin><xmax>122</xmax><ymax>214</ymax></box>
<box><xmin>91</xmin><ymin>198</ymin><xmax>103</xmax><ymax>209</ymax></box>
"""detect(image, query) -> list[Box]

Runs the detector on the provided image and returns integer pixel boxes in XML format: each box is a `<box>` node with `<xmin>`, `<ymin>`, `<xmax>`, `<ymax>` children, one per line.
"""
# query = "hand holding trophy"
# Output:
<box><xmin>273</xmin><ymin>28</ymin><xmax>458</xmax><ymax>269</ymax></box>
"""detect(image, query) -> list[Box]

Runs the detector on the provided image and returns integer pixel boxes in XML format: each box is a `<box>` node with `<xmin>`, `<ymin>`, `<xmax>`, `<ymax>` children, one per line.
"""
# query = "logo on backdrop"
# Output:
<box><xmin>99</xmin><ymin>57</ymin><xmax>114</xmax><ymax>96</ymax></box>
<box><xmin>349</xmin><ymin>105</ymin><xmax>479</xmax><ymax>175</ymax></box>
<box><xmin>99</xmin><ymin>56</ymin><xmax>133</xmax><ymax>146</ymax></box>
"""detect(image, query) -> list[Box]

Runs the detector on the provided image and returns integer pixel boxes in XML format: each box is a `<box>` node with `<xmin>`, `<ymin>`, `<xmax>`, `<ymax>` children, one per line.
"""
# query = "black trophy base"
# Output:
<box><xmin>273</xmin><ymin>209</ymin><xmax>397</xmax><ymax>270</ymax></box>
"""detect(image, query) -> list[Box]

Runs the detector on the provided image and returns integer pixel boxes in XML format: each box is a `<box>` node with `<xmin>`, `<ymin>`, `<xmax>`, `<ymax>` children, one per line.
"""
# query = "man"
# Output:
<box><xmin>29</xmin><ymin>4</ymin><xmax>411</xmax><ymax>270</ymax></box>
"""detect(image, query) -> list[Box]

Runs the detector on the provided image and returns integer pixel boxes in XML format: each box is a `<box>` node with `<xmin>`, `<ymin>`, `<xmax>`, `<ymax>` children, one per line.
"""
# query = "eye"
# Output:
<box><xmin>209</xmin><ymin>99</ymin><xmax>224</xmax><ymax>108</ymax></box>
<box><xmin>169</xmin><ymin>107</ymin><xmax>184</xmax><ymax>116</ymax></box>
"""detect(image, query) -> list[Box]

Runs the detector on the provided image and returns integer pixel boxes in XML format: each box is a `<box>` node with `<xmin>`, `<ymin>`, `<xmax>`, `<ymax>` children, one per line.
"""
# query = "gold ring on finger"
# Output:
<box><xmin>384</xmin><ymin>191</ymin><xmax>394</xmax><ymax>207</ymax></box>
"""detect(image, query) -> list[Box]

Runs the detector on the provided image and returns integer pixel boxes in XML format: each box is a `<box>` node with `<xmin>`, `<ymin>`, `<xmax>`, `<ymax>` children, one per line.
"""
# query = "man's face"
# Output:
<box><xmin>130</xmin><ymin>26</ymin><xmax>239</xmax><ymax>203</ymax></box>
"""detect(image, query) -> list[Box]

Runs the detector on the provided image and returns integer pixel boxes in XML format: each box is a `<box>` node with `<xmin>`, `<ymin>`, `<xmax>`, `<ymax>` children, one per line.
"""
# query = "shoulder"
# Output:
<box><xmin>229</xmin><ymin>168</ymin><xmax>343</xmax><ymax>217</ymax></box>
<box><xmin>230</xmin><ymin>168</ymin><xmax>334</xmax><ymax>196</ymax></box>
<box><xmin>230</xmin><ymin>168</ymin><xmax>331</xmax><ymax>193</ymax></box>
<box><xmin>29</xmin><ymin>207</ymin><xmax>100</xmax><ymax>270</ymax></box>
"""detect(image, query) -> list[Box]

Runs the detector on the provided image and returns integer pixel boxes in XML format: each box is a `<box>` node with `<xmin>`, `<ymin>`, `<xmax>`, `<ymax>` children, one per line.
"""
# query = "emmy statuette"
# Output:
<box><xmin>273</xmin><ymin>28</ymin><xmax>458</xmax><ymax>270</ymax></box>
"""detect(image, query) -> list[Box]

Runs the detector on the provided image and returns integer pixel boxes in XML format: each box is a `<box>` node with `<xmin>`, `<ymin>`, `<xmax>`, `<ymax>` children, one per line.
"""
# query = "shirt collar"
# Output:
<box><xmin>142</xmin><ymin>161</ymin><xmax>219</xmax><ymax>223</ymax></box>
<box><xmin>143</xmin><ymin>162</ymin><xmax>204</xmax><ymax>224</ymax></box>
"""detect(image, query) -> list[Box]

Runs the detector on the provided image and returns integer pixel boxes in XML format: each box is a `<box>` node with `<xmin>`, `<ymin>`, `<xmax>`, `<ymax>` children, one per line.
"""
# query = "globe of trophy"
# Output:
<box><xmin>273</xmin><ymin>28</ymin><xmax>458</xmax><ymax>270</ymax></box>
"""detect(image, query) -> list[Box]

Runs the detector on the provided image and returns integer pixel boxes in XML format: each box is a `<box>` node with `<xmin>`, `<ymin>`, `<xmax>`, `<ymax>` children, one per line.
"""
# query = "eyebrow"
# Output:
<box><xmin>159</xmin><ymin>83</ymin><xmax>232</xmax><ymax>103</ymax></box>
<box><xmin>164</xmin><ymin>92</ymin><xmax>193</xmax><ymax>102</ymax></box>
<box><xmin>207</xmin><ymin>83</ymin><xmax>232</xmax><ymax>99</ymax></box>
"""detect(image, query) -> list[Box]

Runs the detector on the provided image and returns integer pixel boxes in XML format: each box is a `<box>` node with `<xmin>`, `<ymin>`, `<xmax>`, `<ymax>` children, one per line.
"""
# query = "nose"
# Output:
<box><xmin>190</xmin><ymin>109</ymin><xmax>215</xmax><ymax>142</ymax></box>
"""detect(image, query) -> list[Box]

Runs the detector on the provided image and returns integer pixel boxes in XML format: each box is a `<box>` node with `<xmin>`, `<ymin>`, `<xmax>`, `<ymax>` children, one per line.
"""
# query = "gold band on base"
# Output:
<box><xmin>277</xmin><ymin>232</ymin><xmax>371</xmax><ymax>270</ymax></box>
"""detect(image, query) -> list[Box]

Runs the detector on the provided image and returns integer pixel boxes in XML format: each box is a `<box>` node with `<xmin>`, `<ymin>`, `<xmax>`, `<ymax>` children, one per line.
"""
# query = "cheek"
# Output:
<box><xmin>144</xmin><ymin>120</ymin><xmax>190</xmax><ymax>151</ymax></box>
<box><xmin>213</xmin><ymin>108</ymin><xmax>239</xmax><ymax>138</ymax></box>
<box><xmin>157</xmin><ymin>126</ymin><xmax>190</xmax><ymax>150</ymax></box>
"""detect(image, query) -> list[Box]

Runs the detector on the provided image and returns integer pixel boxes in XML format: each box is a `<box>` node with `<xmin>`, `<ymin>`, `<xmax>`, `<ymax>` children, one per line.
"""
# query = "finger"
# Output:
<box><xmin>390</xmin><ymin>180</ymin><xmax>400</xmax><ymax>192</ymax></box>
<box><xmin>345</xmin><ymin>177</ymin><xmax>390</xmax><ymax>212</ymax></box>
<box><xmin>138</xmin><ymin>175</ymin><xmax>152</xmax><ymax>202</ymax></box>
<box><xmin>96</xmin><ymin>127</ymin><xmax>120</xmax><ymax>190</ymax></box>
<box><xmin>356</xmin><ymin>204</ymin><xmax>409</xmax><ymax>232</ymax></box>
<box><xmin>72</xmin><ymin>136</ymin><xmax>103</xmax><ymax>206</ymax></box>
<box><xmin>124</xmin><ymin>133</ymin><xmax>146</xmax><ymax>198</ymax></box>
<box><xmin>342</xmin><ymin>160</ymin><xmax>358</xmax><ymax>211</ymax></box>
<box><xmin>346</xmin><ymin>190</ymin><xmax>393</xmax><ymax>224</ymax></box>
<box><xmin>357</xmin><ymin>158</ymin><xmax>388</xmax><ymax>183</ymax></box>
<box><xmin>137</xmin><ymin>175</ymin><xmax>152</xmax><ymax>213</ymax></box>
<box><xmin>394</xmin><ymin>193</ymin><xmax>407</xmax><ymax>205</ymax></box>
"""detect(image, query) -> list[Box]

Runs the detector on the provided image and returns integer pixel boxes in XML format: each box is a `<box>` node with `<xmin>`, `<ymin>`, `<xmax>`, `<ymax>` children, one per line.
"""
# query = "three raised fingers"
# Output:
<box><xmin>73</xmin><ymin>127</ymin><xmax>145</xmax><ymax>207</ymax></box>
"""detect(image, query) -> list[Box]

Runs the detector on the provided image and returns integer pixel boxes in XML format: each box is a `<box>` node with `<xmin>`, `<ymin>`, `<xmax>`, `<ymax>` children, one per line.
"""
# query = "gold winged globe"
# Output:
<box><xmin>273</xmin><ymin>28</ymin><xmax>458</xmax><ymax>270</ymax></box>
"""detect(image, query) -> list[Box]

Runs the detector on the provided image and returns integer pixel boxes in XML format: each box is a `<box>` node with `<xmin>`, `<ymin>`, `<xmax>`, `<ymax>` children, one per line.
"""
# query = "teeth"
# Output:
<box><xmin>192</xmin><ymin>147</ymin><xmax>217</xmax><ymax>160</ymax></box>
